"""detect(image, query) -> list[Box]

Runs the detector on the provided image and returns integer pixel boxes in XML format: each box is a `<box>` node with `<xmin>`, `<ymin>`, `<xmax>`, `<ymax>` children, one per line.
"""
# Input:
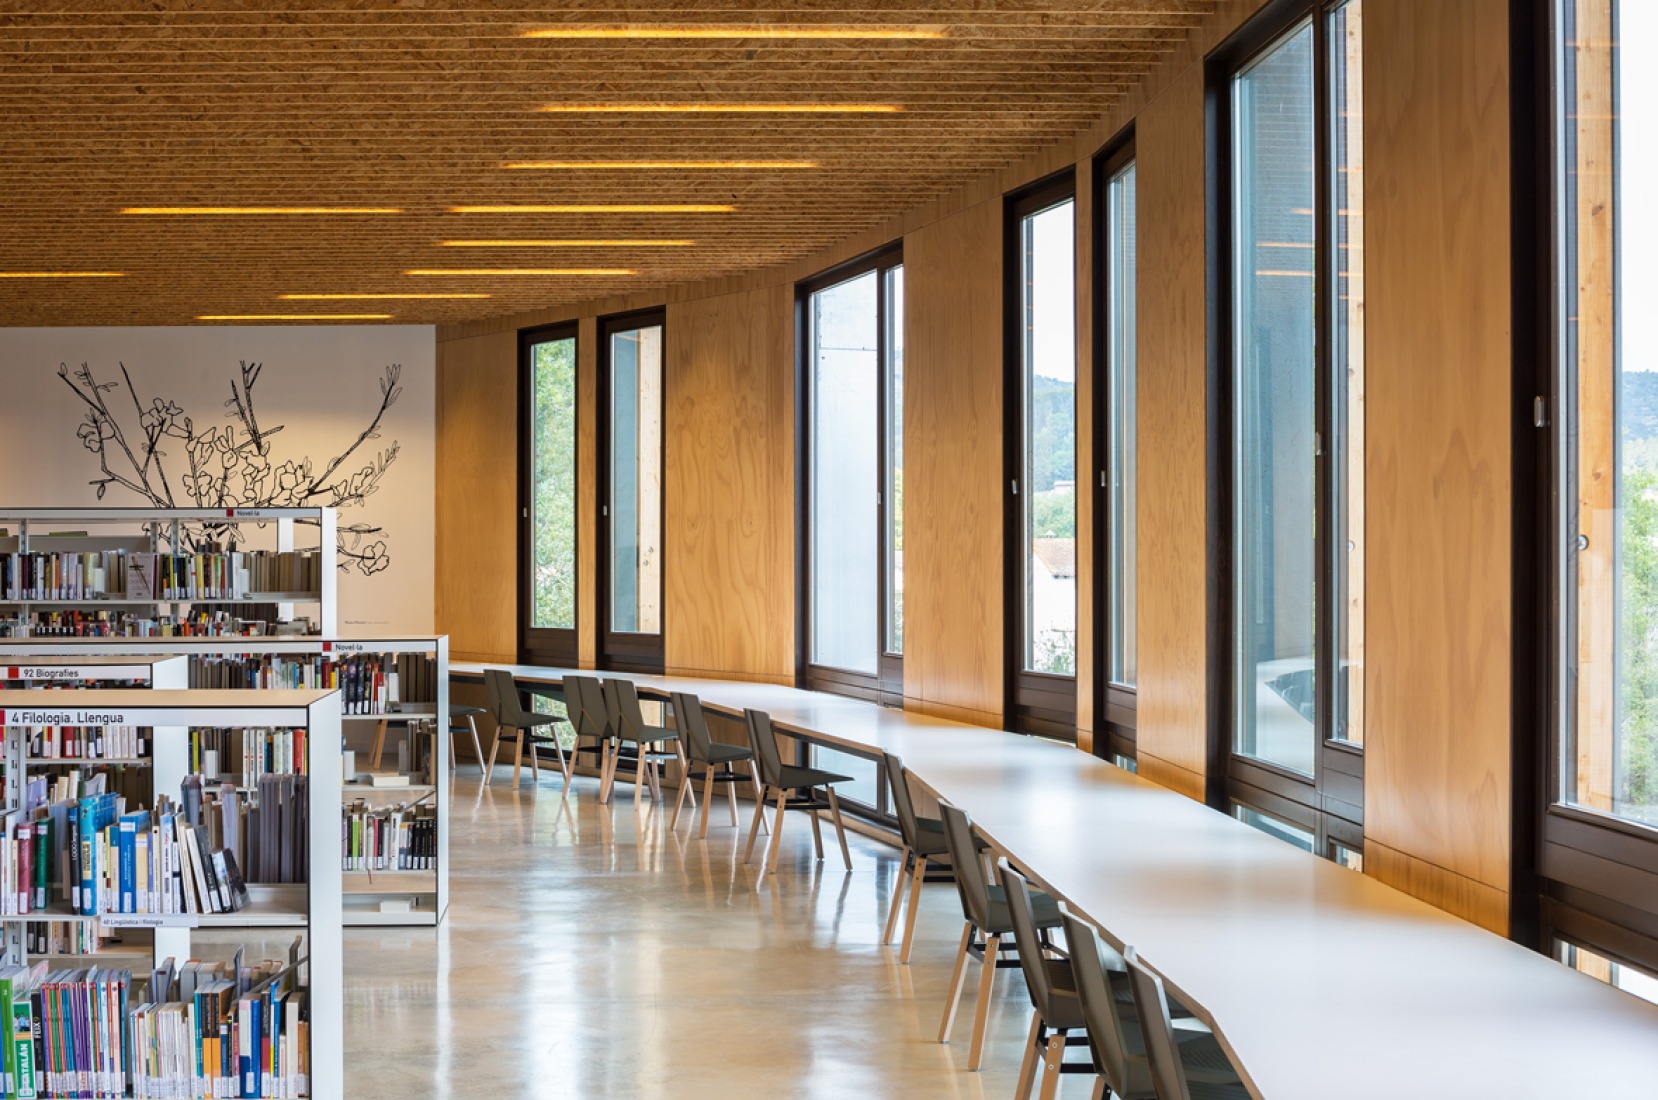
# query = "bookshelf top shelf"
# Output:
<box><xmin>0</xmin><ymin>595</ymin><xmax>322</xmax><ymax>606</ymax></box>
<box><xmin>0</xmin><ymin>655</ymin><xmax>187</xmax><ymax>680</ymax></box>
<box><xmin>0</xmin><ymin>687</ymin><xmax>338</xmax><ymax>725</ymax></box>
<box><xmin>0</xmin><ymin>507</ymin><xmax>336</xmax><ymax>523</ymax></box>
<box><xmin>0</xmin><ymin>634</ymin><xmax>447</xmax><ymax>656</ymax></box>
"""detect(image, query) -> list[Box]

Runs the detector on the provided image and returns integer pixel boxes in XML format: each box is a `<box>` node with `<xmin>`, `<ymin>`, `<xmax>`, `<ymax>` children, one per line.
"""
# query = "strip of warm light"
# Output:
<box><xmin>404</xmin><ymin>268</ymin><xmax>636</xmax><ymax>276</ymax></box>
<box><xmin>0</xmin><ymin>271</ymin><xmax>125</xmax><ymax>278</ymax></box>
<box><xmin>503</xmin><ymin>159</ymin><xmax>818</xmax><ymax>170</ymax></box>
<box><xmin>279</xmin><ymin>293</ymin><xmax>491</xmax><ymax>300</ymax></box>
<box><xmin>523</xmin><ymin>26</ymin><xmax>944</xmax><ymax>40</ymax></box>
<box><xmin>198</xmin><ymin>314</ymin><xmax>393</xmax><ymax>320</ymax></box>
<box><xmin>538</xmin><ymin>103</ymin><xmax>899</xmax><ymax>114</ymax></box>
<box><xmin>1253</xmin><ymin>270</ymin><xmax>1316</xmax><ymax>278</ymax></box>
<box><xmin>123</xmin><ymin>206</ymin><xmax>403</xmax><ymax>215</ymax></box>
<box><xmin>440</xmin><ymin>239</ymin><xmax>695</xmax><ymax>247</ymax></box>
<box><xmin>450</xmin><ymin>204</ymin><xmax>734</xmax><ymax>214</ymax></box>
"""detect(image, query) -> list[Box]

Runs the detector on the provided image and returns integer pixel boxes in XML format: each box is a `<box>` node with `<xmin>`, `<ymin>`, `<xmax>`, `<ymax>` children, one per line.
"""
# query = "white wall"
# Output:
<box><xmin>0</xmin><ymin>325</ymin><xmax>436</xmax><ymax>635</ymax></box>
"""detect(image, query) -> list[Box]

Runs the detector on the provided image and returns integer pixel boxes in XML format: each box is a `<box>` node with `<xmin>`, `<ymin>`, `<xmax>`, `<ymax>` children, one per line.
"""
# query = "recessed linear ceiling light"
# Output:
<box><xmin>198</xmin><ymin>314</ymin><xmax>394</xmax><ymax>321</ymax></box>
<box><xmin>538</xmin><ymin>103</ymin><xmax>899</xmax><ymax>114</ymax></box>
<box><xmin>0</xmin><ymin>271</ymin><xmax>125</xmax><ymax>278</ymax></box>
<box><xmin>502</xmin><ymin>160</ymin><xmax>818</xmax><ymax>170</ymax></box>
<box><xmin>523</xmin><ymin>26</ymin><xmax>944</xmax><ymax>40</ymax></box>
<box><xmin>439</xmin><ymin>239</ymin><xmax>695</xmax><ymax>248</ymax></box>
<box><xmin>279</xmin><ymin>293</ymin><xmax>492</xmax><ymax>300</ymax></box>
<box><xmin>123</xmin><ymin>207</ymin><xmax>402</xmax><ymax>215</ymax></box>
<box><xmin>449</xmin><ymin>204</ymin><xmax>733</xmax><ymax>214</ymax></box>
<box><xmin>404</xmin><ymin>268</ymin><xmax>636</xmax><ymax>276</ymax></box>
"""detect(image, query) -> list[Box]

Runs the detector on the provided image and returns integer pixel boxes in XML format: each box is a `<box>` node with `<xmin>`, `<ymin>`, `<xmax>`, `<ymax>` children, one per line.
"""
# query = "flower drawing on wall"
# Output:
<box><xmin>58</xmin><ymin>360</ymin><xmax>403</xmax><ymax>576</ymax></box>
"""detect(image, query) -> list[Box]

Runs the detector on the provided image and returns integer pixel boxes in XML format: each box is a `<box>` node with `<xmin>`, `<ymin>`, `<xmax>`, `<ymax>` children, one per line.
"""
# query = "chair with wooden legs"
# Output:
<box><xmin>1123</xmin><ymin>949</ymin><xmax>1249</xmax><ymax>1100</ymax></box>
<box><xmin>936</xmin><ymin>802</ymin><xmax>1063</xmax><ymax>1072</ymax></box>
<box><xmin>741</xmin><ymin>708</ymin><xmax>854</xmax><ymax>881</ymax></box>
<box><xmin>482</xmin><ymin>668</ymin><xmax>572</xmax><ymax>793</ymax></box>
<box><xmin>601</xmin><ymin>678</ymin><xmax>692</xmax><ymax>810</ymax></box>
<box><xmin>881</xmin><ymin>753</ymin><xmax>985</xmax><ymax>963</ymax></box>
<box><xmin>448</xmin><ymin>703</ymin><xmax>487</xmax><ymax>772</ymax></box>
<box><xmin>1059</xmin><ymin>909</ymin><xmax>1242</xmax><ymax>1100</ymax></box>
<box><xmin>561</xmin><ymin>675</ymin><xmax>615</xmax><ymax>788</ymax></box>
<box><xmin>668</xmin><ymin>692</ymin><xmax>762</xmax><ymax>837</ymax></box>
<box><xmin>998</xmin><ymin>860</ymin><xmax>1094</xmax><ymax>1100</ymax></box>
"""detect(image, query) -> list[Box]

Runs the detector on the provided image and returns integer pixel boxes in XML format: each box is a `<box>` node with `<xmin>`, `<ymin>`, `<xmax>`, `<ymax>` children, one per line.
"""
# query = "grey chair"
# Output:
<box><xmin>601</xmin><ymin>677</ymin><xmax>690</xmax><ymax>810</ymax></box>
<box><xmin>1123</xmin><ymin>949</ymin><xmax>1250</xmax><ymax>1100</ymax></box>
<box><xmin>741</xmin><ymin>708</ymin><xmax>854</xmax><ymax>881</ymax></box>
<box><xmin>482</xmin><ymin>668</ymin><xmax>571</xmax><ymax>793</ymax></box>
<box><xmin>998</xmin><ymin>861</ymin><xmax>1093</xmax><ymax>1100</ymax></box>
<box><xmin>936</xmin><ymin>802</ymin><xmax>1063</xmax><ymax>1071</ymax></box>
<box><xmin>562</xmin><ymin>674</ymin><xmax>615</xmax><ymax>785</ymax></box>
<box><xmin>881</xmin><ymin>753</ymin><xmax>985</xmax><ymax>963</ymax></box>
<box><xmin>669</xmin><ymin>692</ymin><xmax>762</xmax><ymax>837</ymax></box>
<box><xmin>447</xmin><ymin>702</ymin><xmax>486</xmax><ymax>772</ymax></box>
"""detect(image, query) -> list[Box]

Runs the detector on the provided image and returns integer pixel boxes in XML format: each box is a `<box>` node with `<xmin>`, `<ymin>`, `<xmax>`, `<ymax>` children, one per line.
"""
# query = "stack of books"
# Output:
<box><xmin>341</xmin><ymin>802</ymin><xmax>436</xmax><ymax>873</ymax></box>
<box><xmin>1</xmin><ymin>549</ymin><xmax>322</xmax><ymax>603</ymax></box>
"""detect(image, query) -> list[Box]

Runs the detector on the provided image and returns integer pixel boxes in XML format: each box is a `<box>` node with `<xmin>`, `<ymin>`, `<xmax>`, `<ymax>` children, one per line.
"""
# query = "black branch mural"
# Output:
<box><xmin>59</xmin><ymin>360</ymin><xmax>403</xmax><ymax>576</ymax></box>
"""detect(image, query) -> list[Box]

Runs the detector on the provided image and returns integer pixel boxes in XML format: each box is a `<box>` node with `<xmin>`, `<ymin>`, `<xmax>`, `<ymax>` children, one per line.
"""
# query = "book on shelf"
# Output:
<box><xmin>0</xmin><ymin>549</ymin><xmax>321</xmax><ymax>604</ymax></box>
<box><xmin>0</xmin><ymin>609</ymin><xmax>285</xmax><ymax>640</ymax></box>
<box><xmin>341</xmin><ymin>801</ymin><xmax>436</xmax><ymax>873</ymax></box>
<box><xmin>189</xmin><ymin>651</ymin><xmax>439</xmax><ymax>713</ymax></box>
<box><xmin>187</xmin><ymin>728</ymin><xmax>307</xmax><ymax>787</ymax></box>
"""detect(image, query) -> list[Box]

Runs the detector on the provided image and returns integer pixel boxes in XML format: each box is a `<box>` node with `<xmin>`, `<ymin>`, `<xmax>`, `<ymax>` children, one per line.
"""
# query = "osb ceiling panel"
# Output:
<box><xmin>0</xmin><ymin>1</ymin><xmax>1213</xmax><ymax>327</ymax></box>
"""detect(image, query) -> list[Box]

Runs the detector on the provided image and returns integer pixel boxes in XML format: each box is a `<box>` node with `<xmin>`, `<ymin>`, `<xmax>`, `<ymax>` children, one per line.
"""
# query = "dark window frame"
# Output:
<box><xmin>596</xmin><ymin>306</ymin><xmax>668</xmax><ymax>674</ymax></box>
<box><xmin>1093</xmin><ymin>127</ymin><xmax>1139</xmax><ymax>761</ymax></box>
<box><xmin>517</xmin><ymin>321</ymin><xmax>581</xmax><ymax>666</ymax></box>
<box><xmin>1205</xmin><ymin>0</ymin><xmax>1365</xmax><ymax>846</ymax></box>
<box><xmin>1004</xmin><ymin>169</ymin><xmax>1081</xmax><ymax>740</ymax></box>
<box><xmin>794</xmin><ymin>243</ymin><xmax>906</xmax><ymax>707</ymax></box>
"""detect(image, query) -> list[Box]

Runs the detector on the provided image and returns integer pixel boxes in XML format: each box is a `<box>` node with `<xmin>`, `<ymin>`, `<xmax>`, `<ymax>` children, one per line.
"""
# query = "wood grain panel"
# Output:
<box><xmin>1138</xmin><ymin>754</ymin><xmax>1205</xmax><ymax>803</ymax></box>
<box><xmin>577</xmin><ymin>316</ymin><xmax>599</xmax><ymax>669</ymax></box>
<box><xmin>663</xmin><ymin>284</ymin><xmax>796</xmax><ymax>683</ymax></box>
<box><xmin>1133</xmin><ymin>63</ymin><xmax>1209</xmax><ymax>787</ymax></box>
<box><xmin>902</xmin><ymin>198</ymin><xmax>1006</xmax><ymax>723</ymax></box>
<box><xmin>1364</xmin><ymin>0</ymin><xmax>1513</xmax><ymax>896</ymax></box>
<box><xmin>435</xmin><ymin>328</ymin><xmax>518</xmax><ymax>662</ymax></box>
<box><xmin>1366</xmin><ymin>841</ymin><xmax>1509</xmax><ymax>935</ymax></box>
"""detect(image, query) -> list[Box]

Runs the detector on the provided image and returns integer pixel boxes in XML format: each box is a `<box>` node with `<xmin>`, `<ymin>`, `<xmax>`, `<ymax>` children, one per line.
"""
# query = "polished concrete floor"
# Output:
<box><xmin>337</xmin><ymin>768</ymin><xmax>1064</xmax><ymax>1098</ymax></box>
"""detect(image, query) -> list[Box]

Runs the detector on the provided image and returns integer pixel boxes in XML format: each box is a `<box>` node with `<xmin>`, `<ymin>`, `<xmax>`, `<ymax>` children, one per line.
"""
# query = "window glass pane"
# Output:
<box><xmin>1233</xmin><ymin>804</ymin><xmax>1316</xmax><ymax>853</ymax></box>
<box><xmin>1331</xmin><ymin>0</ymin><xmax>1365</xmax><ymax>744</ymax></box>
<box><xmin>529</xmin><ymin>336</ymin><xmax>577</xmax><ymax>630</ymax></box>
<box><xmin>609</xmin><ymin>323</ymin><xmax>663</xmax><ymax>635</ymax></box>
<box><xmin>1232</xmin><ymin>23</ymin><xmax>1317</xmax><ymax>776</ymax></box>
<box><xmin>1329</xmin><ymin>841</ymin><xmax>1363</xmax><ymax>872</ymax></box>
<box><xmin>885</xmin><ymin>264</ymin><xmax>906</xmax><ymax>656</ymax></box>
<box><xmin>1562</xmin><ymin>0</ymin><xmax>1658</xmax><ymax>826</ymax></box>
<box><xmin>1107</xmin><ymin>163</ymin><xmax>1138</xmax><ymax>688</ymax></box>
<box><xmin>1559</xmin><ymin>942</ymin><xmax>1658</xmax><ymax>1007</ymax></box>
<box><xmin>809</xmin><ymin>272</ymin><xmax>881</xmax><ymax>674</ymax></box>
<box><xmin>1022</xmin><ymin>199</ymin><xmax>1078</xmax><ymax>675</ymax></box>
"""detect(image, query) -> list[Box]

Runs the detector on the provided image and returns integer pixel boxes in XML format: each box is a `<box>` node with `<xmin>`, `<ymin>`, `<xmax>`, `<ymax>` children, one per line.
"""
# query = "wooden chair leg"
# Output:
<box><xmin>937</xmin><ymin>921</ymin><xmax>974</xmax><ymax>1044</ymax></box>
<box><xmin>466</xmin><ymin>716</ymin><xmax>484</xmax><ymax>773</ymax></box>
<box><xmin>552</xmin><ymin>734</ymin><xmax>572</xmax><ymax>785</ymax></box>
<box><xmin>1036</xmin><ymin>1029</ymin><xmax>1067</xmax><ymax>1100</ymax></box>
<box><xmin>882</xmin><ymin>848</ymin><xmax>912</xmax><ymax>945</ymax></box>
<box><xmin>809</xmin><ymin>805</ymin><xmax>825</xmax><ymax>860</ymax></box>
<box><xmin>749</xmin><ymin>766</ymin><xmax>770</xmax><ymax>833</ymax></box>
<box><xmin>697</xmin><ymin>770</ymin><xmax>716</xmax><ymax>838</ymax></box>
<box><xmin>511</xmin><ymin>734</ymin><xmax>523</xmax><ymax>790</ymax></box>
<box><xmin>1013</xmin><ymin>1015</ymin><xmax>1042</xmax><ymax>1098</ymax></box>
<box><xmin>826</xmin><ymin>786</ymin><xmax>853</xmax><ymax>871</ymax></box>
<box><xmin>673</xmin><ymin>742</ymin><xmax>695</xmax><ymax>809</ymax></box>
<box><xmin>743</xmin><ymin>787</ymin><xmax>768</xmax><ymax>863</ymax></box>
<box><xmin>527</xmin><ymin>738</ymin><xmax>540</xmax><ymax>782</ymax></box>
<box><xmin>558</xmin><ymin>736</ymin><xmax>575</xmax><ymax>799</ymax></box>
<box><xmin>725</xmin><ymin>774</ymin><xmax>740</xmax><ymax>826</ymax></box>
<box><xmin>1090</xmin><ymin>1078</ymin><xmax>1108</xmax><ymax>1100</ymax></box>
<box><xmin>671</xmin><ymin>765</ymin><xmax>693</xmax><ymax>829</ymax></box>
<box><xmin>899</xmin><ymin>855</ymin><xmax>927</xmax><ymax>964</ymax></box>
<box><xmin>762</xmin><ymin>789</ymin><xmax>789</xmax><ymax>876</ymax></box>
<box><xmin>599</xmin><ymin>740</ymin><xmax>617</xmax><ymax>803</ymax></box>
<box><xmin>645</xmin><ymin>755</ymin><xmax>663</xmax><ymax>801</ymax></box>
<box><xmin>482</xmin><ymin>729</ymin><xmax>502</xmax><ymax>784</ymax></box>
<box><xmin>634</xmin><ymin>743</ymin><xmax>649</xmax><ymax>809</ymax></box>
<box><xmin>967</xmin><ymin>933</ymin><xmax>1001</xmax><ymax>1071</ymax></box>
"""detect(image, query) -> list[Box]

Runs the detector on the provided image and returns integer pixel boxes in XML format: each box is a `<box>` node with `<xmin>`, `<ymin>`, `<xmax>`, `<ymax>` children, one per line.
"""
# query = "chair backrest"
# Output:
<box><xmin>880</xmin><ymin>753</ymin><xmax>924</xmax><ymax>850</ymax></box>
<box><xmin>997</xmin><ymin>860</ymin><xmax>1060</xmax><ymax>1019</ymax></box>
<box><xmin>937</xmin><ymin>802</ymin><xmax>991</xmax><ymax>930</ymax></box>
<box><xmin>1124</xmin><ymin>948</ymin><xmax>1192</xmax><ymax>1100</ymax></box>
<box><xmin>743</xmin><ymin>708</ymin><xmax>784</xmax><ymax>787</ymax></box>
<box><xmin>1061</xmin><ymin>909</ymin><xmax>1141</xmax><ymax>1098</ymax></box>
<box><xmin>558</xmin><ymin>676</ymin><xmax>586</xmax><ymax>733</ymax></box>
<box><xmin>670</xmin><ymin>692</ymin><xmax>714</xmax><ymax>762</ymax></box>
<box><xmin>567</xmin><ymin>676</ymin><xmax>611</xmax><ymax>739</ymax></box>
<box><xmin>603</xmin><ymin>677</ymin><xmax>646</xmax><ymax>738</ymax></box>
<box><xmin>483</xmin><ymin>668</ymin><xmax>526</xmax><ymax>727</ymax></box>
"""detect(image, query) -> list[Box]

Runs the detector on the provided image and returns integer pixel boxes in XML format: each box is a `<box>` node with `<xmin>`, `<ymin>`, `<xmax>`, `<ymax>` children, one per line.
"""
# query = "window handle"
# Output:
<box><xmin>1011</xmin><ymin>479</ymin><xmax>1019</xmax><ymax>496</ymax></box>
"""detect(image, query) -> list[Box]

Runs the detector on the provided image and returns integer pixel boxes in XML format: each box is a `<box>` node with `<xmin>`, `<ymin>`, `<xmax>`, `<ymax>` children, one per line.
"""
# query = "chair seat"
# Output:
<box><xmin>612</xmin><ymin>724</ymin><xmax>679</xmax><ymax>746</ymax></box>
<box><xmin>984</xmin><ymin>882</ymin><xmax>1063</xmax><ymax>933</ymax></box>
<box><xmin>449</xmin><ymin>703</ymin><xmax>487</xmax><ymax>719</ymax></box>
<box><xmin>513</xmin><ymin>711</ymin><xmax>566</xmax><ymax>730</ymax></box>
<box><xmin>776</xmin><ymin>764</ymin><xmax>852</xmax><ymax>790</ymax></box>
<box><xmin>700</xmin><ymin>742</ymin><xmax>753</xmax><ymax>766</ymax></box>
<box><xmin>1040</xmin><ymin>963</ymin><xmax>1088</xmax><ymax>1032</ymax></box>
<box><xmin>914</xmin><ymin>816</ymin><xmax>990</xmax><ymax>856</ymax></box>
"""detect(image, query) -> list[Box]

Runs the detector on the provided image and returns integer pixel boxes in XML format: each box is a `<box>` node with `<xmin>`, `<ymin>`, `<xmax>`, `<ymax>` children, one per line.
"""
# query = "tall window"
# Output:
<box><xmin>519</xmin><ymin>324</ymin><xmax>578</xmax><ymax>665</ymax></box>
<box><xmin>801</xmin><ymin>248</ymin><xmax>904</xmax><ymax>701</ymax></box>
<box><xmin>599</xmin><ymin>311</ymin><xmax>665</xmax><ymax>672</ymax></box>
<box><xmin>1215</xmin><ymin>0</ymin><xmax>1364</xmax><ymax>854</ymax></box>
<box><xmin>1543</xmin><ymin>0</ymin><xmax>1658</xmax><ymax>986</ymax></box>
<box><xmin>1096</xmin><ymin>138</ymin><xmax>1139</xmax><ymax>759</ymax></box>
<box><xmin>1007</xmin><ymin>175</ymin><xmax>1078</xmax><ymax>738</ymax></box>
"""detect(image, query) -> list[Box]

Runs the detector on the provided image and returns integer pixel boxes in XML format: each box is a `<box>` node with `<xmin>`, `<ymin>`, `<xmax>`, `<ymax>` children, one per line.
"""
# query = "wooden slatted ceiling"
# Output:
<box><xmin>0</xmin><ymin>1</ymin><xmax>1213</xmax><ymax>326</ymax></box>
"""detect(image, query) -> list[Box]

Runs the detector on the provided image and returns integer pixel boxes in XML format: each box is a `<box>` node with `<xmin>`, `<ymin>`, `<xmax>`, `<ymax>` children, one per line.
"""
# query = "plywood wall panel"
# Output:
<box><xmin>436</xmin><ymin>328</ymin><xmax>518</xmax><ymax>662</ymax></box>
<box><xmin>1364</xmin><ymin>0</ymin><xmax>1513</xmax><ymax>909</ymax></box>
<box><xmin>1134</xmin><ymin>64</ymin><xmax>1211</xmax><ymax>788</ymax></box>
<box><xmin>903</xmin><ymin>198</ymin><xmax>1006</xmax><ymax>725</ymax></box>
<box><xmin>663</xmin><ymin>285</ymin><xmax>796</xmax><ymax>684</ymax></box>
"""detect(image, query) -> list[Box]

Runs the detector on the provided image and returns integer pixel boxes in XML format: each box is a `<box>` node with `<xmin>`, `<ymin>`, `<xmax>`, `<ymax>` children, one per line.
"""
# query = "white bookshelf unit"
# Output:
<box><xmin>0</xmin><ymin>687</ymin><xmax>343</xmax><ymax>1099</ymax></box>
<box><xmin>0</xmin><ymin>506</ymin><xmax>337</xmax><ymax>637</ymax></box>
<box><xmin>0</xmin><ymin>634</ymin><xmax>451</xmax><ymax>928</ymax></box>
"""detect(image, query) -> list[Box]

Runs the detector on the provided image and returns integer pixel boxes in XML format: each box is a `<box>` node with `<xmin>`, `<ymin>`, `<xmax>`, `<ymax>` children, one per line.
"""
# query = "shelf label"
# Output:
<box><xmin>4</xmin><ymin>666</ymin><xmax>145</xmax><ymax>683</ymax></box>
<box><xmin>99</xmin><ymin>913</ymin><xmax>199</xmax><ymax>929</ymax></box>
<box><xmin>324</xmin><ymin>641</ymin><xmax>366</xmax><ymax>654</ymax></box>
<box><xmin>0</xmin><ymin>708</ymin><xmax>136</xmax><ymax>727</ymax></box>
<box><xmin>224</xmin><ymin>508</ymin><xmax>273</xmax><ymax>518</ymax></box>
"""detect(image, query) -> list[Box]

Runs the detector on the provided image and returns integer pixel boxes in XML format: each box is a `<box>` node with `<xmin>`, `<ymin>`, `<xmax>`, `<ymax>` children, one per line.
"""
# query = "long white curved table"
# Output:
<box><xmin>454</xmin><ymin>662</ymin><xmax>1658</xmax><ymax>1100</ymax></box>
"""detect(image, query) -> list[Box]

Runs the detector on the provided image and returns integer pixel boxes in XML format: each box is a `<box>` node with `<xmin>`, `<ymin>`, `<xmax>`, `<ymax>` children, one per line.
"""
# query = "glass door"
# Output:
<box><xmin>598</xmin><ymin>310</ymin><xmax>666</xmax><ymax>672</ymax></box>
